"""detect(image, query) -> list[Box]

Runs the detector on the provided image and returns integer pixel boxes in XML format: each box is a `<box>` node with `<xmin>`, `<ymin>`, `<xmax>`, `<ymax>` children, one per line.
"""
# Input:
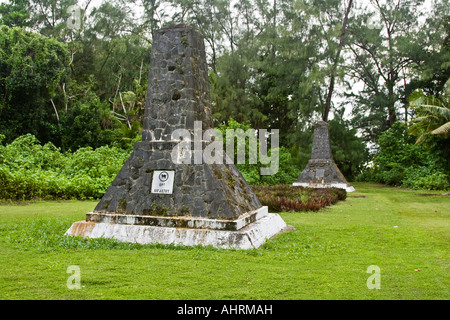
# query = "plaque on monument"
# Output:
<box><xmin>66</xmin><ymin>24</ymin><xmax>289</xmax><ymax>249</ymax></box>
<box><xmin>151</xmin><ymin>170</ymin><xmax>175</xmax><ymax>194</ymax></box>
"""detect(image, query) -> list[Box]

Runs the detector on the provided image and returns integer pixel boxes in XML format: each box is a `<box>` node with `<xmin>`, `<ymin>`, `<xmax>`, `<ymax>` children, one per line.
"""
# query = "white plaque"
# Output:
<box><xmin>315</xmin><ymin>169</ymin><xmax>325</xmax><ymax>178</ymax></box>
<box><xmin>151</xmin><ymin>170</ymin><xmax>175</xmax><ymax>194</ymax></box>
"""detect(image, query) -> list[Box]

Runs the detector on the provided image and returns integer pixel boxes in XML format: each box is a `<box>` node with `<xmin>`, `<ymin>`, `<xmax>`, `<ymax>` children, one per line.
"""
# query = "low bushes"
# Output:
<box><xmin>252</xmin><ymin>185</ymin><xmax>347</xmax><ymax>212</ymax></box>
<box><xmin>1</xmin><ymin>134</ymin><xmax>347</xmax><ymax>212</ymax></box>
<box><xmin>356</xmin><ymin>122</ymin><xmax>449</xmax><ymax>190</ymax></box>
<box><xmin>0</xmin><ymin>134</ymin><xmax>130</xmax><ymax>200</ymax></box>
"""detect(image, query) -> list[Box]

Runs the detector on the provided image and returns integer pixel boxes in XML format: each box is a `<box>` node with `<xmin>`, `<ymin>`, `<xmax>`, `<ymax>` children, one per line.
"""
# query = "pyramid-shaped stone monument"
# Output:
<box><xmin>66</xmin><ymin>24</ymin><xmax>288</xmax><ymax>249</ymax></box>
<box><xmin>293</xmin><ymin>121</ymin><xmax>355</xmax><ymax>192</ymax></box>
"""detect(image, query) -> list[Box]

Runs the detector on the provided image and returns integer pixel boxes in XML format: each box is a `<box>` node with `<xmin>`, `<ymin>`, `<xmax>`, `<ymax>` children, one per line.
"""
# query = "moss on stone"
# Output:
<box><xmin>212</xmin><ymin>166</ymin><xmax>222</xmax><ymax>180</ymax></box>
<box><xmin>225</xmin><ymin>168</ymin><xmax>236</xmax><ymax>189</ymax></box>
<box><xmin>118</xmin><ymin>198</ymin><xmax>127</xmax><ymax>213</ymax></box>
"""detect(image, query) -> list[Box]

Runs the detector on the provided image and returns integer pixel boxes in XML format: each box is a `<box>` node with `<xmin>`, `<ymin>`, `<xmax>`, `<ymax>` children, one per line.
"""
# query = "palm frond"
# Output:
<box><xmin>409</xmin><ymin>116</ymin><xmax>432</xmax><ymax>123</ymax></box>
<box><xmin>415</xmin><ymin>134</ymin><xmax>425</xmax><ymax>145</ymax></box>
<box><xmin>431</xmin><ymin>122</ymin><xmax>450</xmax><ymax>136</ymax></box>
<box><xmin>413</xmin><ymin>105</ymin><xmax>450</xmax><ymax>119</ymax></box>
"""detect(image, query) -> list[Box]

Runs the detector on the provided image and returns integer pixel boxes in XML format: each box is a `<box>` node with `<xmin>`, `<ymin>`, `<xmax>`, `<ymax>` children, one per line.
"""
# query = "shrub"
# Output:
<box><xmin>402</xmin><ymin>168</ymin><xmax>449</xmax><ymax>190</ymax></box>
<box><xmin>0</xmin><ymin>134</ymin><xmax>130</xmax><ymax>200</ymax></box>
<box><xmin>357</xmin><ymin>122</ymin><xmax>449</xmax><ymax>190</ymax></box>
<box><xmin>252</xmin><ymin>185</ymin><xmax>346</xmax><ymax>212</ymax></box>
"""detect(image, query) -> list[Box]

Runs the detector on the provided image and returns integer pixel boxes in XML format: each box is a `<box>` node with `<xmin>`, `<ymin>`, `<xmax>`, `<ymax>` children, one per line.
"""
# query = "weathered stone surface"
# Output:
<box><xmin>66</xmin><ymin>24</ymin><xmax>288</xmax><ymax>248</ymax></box>
<box><xmin>310</xmin><ymin>121</ymin><xmax>333</xmax><ymax>159</ymax></box>
<box><xmin>94</xmin><ymin>141</ymin><xmax>261</xmax><ymax>220</ymax></box>
<box><xmin>294</xmin><ymin>121</ymin><xmax>355</xmax><ymax>192</ymax></box>
<box><xmin>92</xmin><ymin>24</ymin><xmax>262</xmax><ymax>220</ymax></box>
<box><xmin>142</xmin><ymin>24</ymin><xmax>212</xmax><ymax>142</ymax></box>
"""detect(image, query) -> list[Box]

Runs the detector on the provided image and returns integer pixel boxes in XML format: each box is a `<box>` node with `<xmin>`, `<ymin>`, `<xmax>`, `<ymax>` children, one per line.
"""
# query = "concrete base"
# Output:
<box><xmin>292</xmin><ymin>182</ymin><xmax>355</xmax><ymax>193</ymax></box>
<box><xmin>65</xmin><ymin>212</ymin><xmax>289</xmax><ymax>250</ymax></box>
<box><xmin>85</xmin><ymin>206</ymin><xmax>268</xmax><ymax>231</ymax></box>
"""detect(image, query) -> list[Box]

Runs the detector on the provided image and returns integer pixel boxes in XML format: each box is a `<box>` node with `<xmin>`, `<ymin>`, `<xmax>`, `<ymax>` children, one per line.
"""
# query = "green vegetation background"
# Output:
<box><xmin>1</xmin><ymin>0</ymin><xmax>449</xmax><ymax>195</ymax></box>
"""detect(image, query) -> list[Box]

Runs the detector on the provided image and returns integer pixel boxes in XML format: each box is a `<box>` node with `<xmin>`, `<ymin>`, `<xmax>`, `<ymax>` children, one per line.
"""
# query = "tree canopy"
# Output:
<box><xmin>0</xmin><ymin>0</ymin><xmax>448</xmax><ymax>186</ymax></box>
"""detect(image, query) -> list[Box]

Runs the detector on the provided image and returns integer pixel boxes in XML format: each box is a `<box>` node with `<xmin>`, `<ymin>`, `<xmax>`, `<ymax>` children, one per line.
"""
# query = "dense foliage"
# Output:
<box><xmin>0</xmin><ymin>130</ymin><xmax>343</xmax><ymax>203</ymax></box>
<box><xmin>357</xmin><ymin>122</ymin><xmax>449</xmax><ymax>190</ymax></box>
<box><xmin>0</xmin><ymin>26</ymin><xmax>69</xmax><ymax>143</ymax></box>
<box><xmin>0</xmin><ymin>129</ymin><xmax>301</xmax><ymax>200</ymax></box>
<box><xmin>216</xmin><ymin>119</ymin><xmax>302</xmax><ymax>186</ymax></box>
<box><xmin>0</xmin><ymin>134</ymin><xmax>130</xmax><ymax>200</ymax></box>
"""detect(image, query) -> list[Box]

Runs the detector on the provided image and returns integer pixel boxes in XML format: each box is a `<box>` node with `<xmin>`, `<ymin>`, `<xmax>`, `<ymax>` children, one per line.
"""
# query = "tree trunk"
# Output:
<box><xmin>323</xmin><ymin>0</ymin><xmax>353</xmax><ymax>122</ymax></box>
<box><xmin>387</xmin><ymin>79</ymin><xmax>397</xmax><ymax>126</ymax></box>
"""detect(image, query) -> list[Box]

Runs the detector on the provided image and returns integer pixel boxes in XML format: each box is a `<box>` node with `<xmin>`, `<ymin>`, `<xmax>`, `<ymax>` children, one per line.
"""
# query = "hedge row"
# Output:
<box><xmin>252</xmin><ymin>184</ymin><xmax>347</xmax><ymax>212</ymax></box>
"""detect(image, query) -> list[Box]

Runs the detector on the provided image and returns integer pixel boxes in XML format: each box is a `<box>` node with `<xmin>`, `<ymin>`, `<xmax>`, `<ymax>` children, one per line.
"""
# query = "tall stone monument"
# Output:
<box><xmin>66</xmin><ymin>24</ymin><xmax>288</xmax><ymax>249</ymax></box>
<box><xmin>293</xmin><ymin>121</ymin><xmax>355</xmax><ymax>192</ymax></box>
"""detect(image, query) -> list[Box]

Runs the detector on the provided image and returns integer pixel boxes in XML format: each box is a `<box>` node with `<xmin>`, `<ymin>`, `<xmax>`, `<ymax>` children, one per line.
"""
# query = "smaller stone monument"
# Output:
<box><xmin>293</xmin><ymin>121</ymin><xmax>355</xmax><ymax>192</ymax></box>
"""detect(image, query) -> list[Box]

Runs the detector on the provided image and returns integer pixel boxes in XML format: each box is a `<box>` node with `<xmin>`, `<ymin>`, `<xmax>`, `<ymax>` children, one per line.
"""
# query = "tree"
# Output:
<box><xmin>167</xmin><ymin>0</ymin><xmax>225</xmax><ymax>72</ymax></box>
<box><xmin>0</xmin><ymin>0</ymin><xmax>31</xmax><ymax>27</ymax></box>
<box><xmin>138</xmin><ymin>0</ymin><xmax>166</xmax><ymax>36</ymax></box>
<box><xmin>24</xmin><ymin>0</ymin><xmax>79</xmax><ymax>40</ymax></box>
<box><xmin>210</xmin><ymin>51</ymin><xmax>266</xmax><ymax>127</ymax></box>
<box><xmin>346</xmin><ymin>0</ymin><xmax>428</xmax><ymax>142</ymax></box>
<box><xmin>406</xmin><ymin>4</ymin><xmax>450</xmax><ymax>100</ymax></box>
<box><xmin>61</xmin><ymin>98</ymin><xmax>119</xmax><ymax>150</ymax></box>
<box><xmin>0</xmin><ymin>26</ymin><xmax>69</xmax><ymax>144</ymax></box>
<box><xmin>409</xmin><ymin>82</ymin><xmax>450</xmax><ymax>143</ymax></box>
<box><xmin>238</xmin><ymin>0</ymin><xmax>323</xmax><ymax>145</ymax></box>
<box><xmin>408</xmin><ymin>80</ymin><xmax>450</xmax><ymax>167</ymax></box>
<box><xmin>319</xmin><ymin>0</ymin><xmax>353</xmax><ymax>121</ymax></box>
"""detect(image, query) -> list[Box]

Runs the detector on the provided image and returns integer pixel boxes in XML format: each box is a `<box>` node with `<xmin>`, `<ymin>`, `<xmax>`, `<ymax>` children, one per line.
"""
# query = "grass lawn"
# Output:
<box><xmin>0</xmin><ymin>182</ymin><xmax>448</xmax><ymax>300</ymax></box>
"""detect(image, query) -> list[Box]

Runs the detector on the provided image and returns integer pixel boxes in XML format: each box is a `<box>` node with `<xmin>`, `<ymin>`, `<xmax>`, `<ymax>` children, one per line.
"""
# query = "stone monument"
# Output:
<box><xmin>66</xmin><ymin>24</ymin><xmax>288</xmax><ymax>249</ymax></box>
<box><xmin>293</xmin><ymin>121</ymin><xmax>355</xmax><ymax>192</ymax></box>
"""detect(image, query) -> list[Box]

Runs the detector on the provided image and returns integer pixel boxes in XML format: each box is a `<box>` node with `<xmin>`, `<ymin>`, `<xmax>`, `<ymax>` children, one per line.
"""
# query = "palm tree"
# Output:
<box><xmin>409</xmin><ymin>80</ymin><xmax>450</xmax><ymax>144</ymax></box>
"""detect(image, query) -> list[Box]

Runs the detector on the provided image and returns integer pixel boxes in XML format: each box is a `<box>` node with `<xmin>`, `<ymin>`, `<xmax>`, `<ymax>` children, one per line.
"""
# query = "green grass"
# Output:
<box><xmin>0</xmin><ymin>182</ymin><xmax>448</xmax><ymax>300</ymax></box>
